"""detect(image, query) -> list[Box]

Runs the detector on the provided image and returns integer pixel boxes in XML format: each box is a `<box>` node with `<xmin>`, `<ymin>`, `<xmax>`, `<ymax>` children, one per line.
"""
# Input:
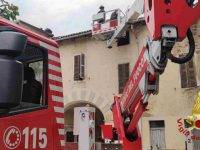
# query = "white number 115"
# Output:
<box><xmin>22</xmin><ymin>127</ymin><xmax>47</xmax><ymax>149</ymax></box>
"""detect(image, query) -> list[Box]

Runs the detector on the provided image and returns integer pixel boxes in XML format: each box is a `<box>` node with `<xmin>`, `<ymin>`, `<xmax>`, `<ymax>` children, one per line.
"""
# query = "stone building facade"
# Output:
<box><xmin>56</xmin><ymin>20</ymin><xmax>200</xmax><ymax>149</ymax></box>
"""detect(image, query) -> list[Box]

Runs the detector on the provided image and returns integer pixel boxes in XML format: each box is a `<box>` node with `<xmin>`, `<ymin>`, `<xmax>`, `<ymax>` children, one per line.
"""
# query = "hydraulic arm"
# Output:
<box><xmin>110</xmin><ymin>0</ymin><xmax>200</xmax><ymax>149</ymax></box>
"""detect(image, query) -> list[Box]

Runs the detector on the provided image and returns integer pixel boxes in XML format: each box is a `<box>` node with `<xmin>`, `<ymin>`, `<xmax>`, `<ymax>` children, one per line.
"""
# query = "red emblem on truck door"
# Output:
<box><xmin>3</xmin><ymin>126</ymin><xmax>21</xmax><ymax>149</ymax></box>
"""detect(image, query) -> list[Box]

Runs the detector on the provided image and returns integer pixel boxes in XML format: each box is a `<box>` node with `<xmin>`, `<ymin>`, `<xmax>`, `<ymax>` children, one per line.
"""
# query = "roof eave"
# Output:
<box><xmin>55</xmin><ymin>19</ymin><xmax>145</xmax><ymax>42</ymax></box>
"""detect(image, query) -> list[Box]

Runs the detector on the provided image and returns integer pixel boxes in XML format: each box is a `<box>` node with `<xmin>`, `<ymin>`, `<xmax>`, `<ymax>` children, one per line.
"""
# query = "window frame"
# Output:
<box><xmin>27</xmin><ymin>57</ymin><xmax>48</xmax><ymax>106</ymax></box>
<box><xmin>117</xmin><ymin>31</ymin><xmax>130</xmax><ymax>47</ymax></box>
<box><xmin>149</xmin><ymin>120</ymin><xmax>166</xmax><ymax>149</ymax></box>
<box><xmin>22</xmin><ymin>44</ymin><xmax>48</xmax><ymax>106</ymax></box>
<box><xmin>179</xmin><ymin>58</ymin><xmax>197</xmax><ymax>88</ymax></box>
<box><xmin>74</xmin><ymin>53</ymin><xmax>85</xmax><ymax>81</ymax></box>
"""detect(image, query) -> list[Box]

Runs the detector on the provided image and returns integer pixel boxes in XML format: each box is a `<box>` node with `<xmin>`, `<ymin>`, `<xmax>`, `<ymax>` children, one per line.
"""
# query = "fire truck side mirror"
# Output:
<box><xmin>0</xmin><ymin>31</ymin><xmax>27</xmax><ymax>109</ymax></box>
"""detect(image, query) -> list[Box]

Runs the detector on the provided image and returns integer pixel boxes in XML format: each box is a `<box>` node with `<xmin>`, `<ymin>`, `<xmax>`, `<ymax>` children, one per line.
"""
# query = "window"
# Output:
<box><xmin>117</xmin><ymin>31</ymin><xmax>130</xmax><ymax>47</ymax></box>
<box><xmin>0</xmin><ymin>44</ymin><xmax>48</xmax><ymax>116</ymax></box>
<box><xmin>149</xmin><ymin>120</ymin><xmax>166</xmax><ymax>150</ymax></box>
<box><xmin>66</xmin><ymin>131</ymin><xmax>75</xmax><ymax>142</ymax></box>
<box><xmin>149</xmin><ymin>120</ymin><xmax>165</xmax><ymax>128</ymax></box>
<box><xmin>29</xmin><ymin>61</ymin><xmax>43</xmax><ymax>84</ymax></box>
<box><xmin>180</xmin><ymin>58</ymin><xmax>197</xmax><ymax>88</ymax></box>
<box><xmin>118</xmin><ymin>63</ymin><xmax>129</xmax><ymax>93</ymax></box>
<box><xmin>27</xmin><ymin>61</ymin><xmax>44</xmax><ymax>103</ymax></box>
<box><xmin>74</xmin><ymin>54</ymin><xmax>85</xmax><ymax>81</ymax></box>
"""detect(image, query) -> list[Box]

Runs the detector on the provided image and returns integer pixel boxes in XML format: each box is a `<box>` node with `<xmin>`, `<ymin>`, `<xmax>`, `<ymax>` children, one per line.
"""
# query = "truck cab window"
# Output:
<box><xmin>20</xmin><ymin>44</ymin><xmax>47</xmax><ymax>105</ymax></box>
<box><xmin>22</xmin><ymin>65</ymin><xmax>42</xmax><ymax>104</ymax></box>
<box><xmin>29</xmin><ymin>61</ymin><xmax>43</xmax><ymax>84</ymax></box>
<box><xmin>22</xmin><ymin>61</ymin><xmax>44</xmax><ymax>104</ymax></box>
<box><xmin>19</xmin><ymin>44</ymin><xmax>47</xmax><ymax>107</ymax></box>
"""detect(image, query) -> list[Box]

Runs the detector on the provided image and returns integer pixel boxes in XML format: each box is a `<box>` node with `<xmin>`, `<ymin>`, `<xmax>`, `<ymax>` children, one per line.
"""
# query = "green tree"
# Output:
<box><xmin>0</xmin><ymin>0</ymin><xmax>19</xmax><ymax>21</ymax></box>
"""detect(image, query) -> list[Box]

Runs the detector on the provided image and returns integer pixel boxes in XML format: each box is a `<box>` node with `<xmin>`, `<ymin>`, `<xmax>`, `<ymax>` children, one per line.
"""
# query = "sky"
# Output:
<box><xmin>8</xmin><ymin>0</ymin><xmax>133</xmax><ymax>37</ymax></box>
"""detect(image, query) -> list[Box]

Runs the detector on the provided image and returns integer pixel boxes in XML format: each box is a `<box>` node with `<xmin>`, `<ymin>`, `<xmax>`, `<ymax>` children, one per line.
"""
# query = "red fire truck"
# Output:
<box><xmin>0</xmin><ymin>17</ymin><xmax>65</xmax><ymax>150</ymax></box>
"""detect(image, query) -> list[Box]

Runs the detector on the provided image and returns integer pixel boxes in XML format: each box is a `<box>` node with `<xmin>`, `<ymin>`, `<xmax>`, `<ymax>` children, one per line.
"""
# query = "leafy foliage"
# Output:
<box><xmin>0</xmin><ymin>0</ymin><xmax>19</xmax><ymax>21</ymax></box>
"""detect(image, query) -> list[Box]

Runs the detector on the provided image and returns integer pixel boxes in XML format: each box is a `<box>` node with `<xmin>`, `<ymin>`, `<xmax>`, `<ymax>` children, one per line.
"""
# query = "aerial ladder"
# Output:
<box><xmin>92</xmin><ymin>0</ymin><xmax>200</xmax><ymax>149</ymax></box>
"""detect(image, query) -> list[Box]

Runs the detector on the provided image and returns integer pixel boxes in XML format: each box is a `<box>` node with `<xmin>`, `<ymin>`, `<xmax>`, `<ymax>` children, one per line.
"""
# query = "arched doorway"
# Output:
<box><xmin>64</xmin><ymin>101</ymin><xmax>105</xmax><ymax>142</ymax></box>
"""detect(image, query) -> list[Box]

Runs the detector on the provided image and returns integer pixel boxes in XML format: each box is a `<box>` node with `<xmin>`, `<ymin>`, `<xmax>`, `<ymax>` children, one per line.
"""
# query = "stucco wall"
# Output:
<box><xmin>59</xmin><ymin>30</ymin><xmax>141</xmax><ymax>121</ymax></box>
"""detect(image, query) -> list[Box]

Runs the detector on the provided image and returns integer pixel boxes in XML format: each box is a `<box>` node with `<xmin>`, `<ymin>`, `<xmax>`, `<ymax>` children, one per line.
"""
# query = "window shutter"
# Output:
<box><xmin>80</xmin><ymin>54</ymin><xmax>85</xmax><ymax>80</ymax></box>
<box><xmin>188</xmin><ymin>60</ymin><xmax>197</xmax><ymax>87</ymax></box>
<box><xmin>118</xmin><ymin>64</ymin><xmax>123</xmax><ymax>93</ymax></box>
<box><xmin>74</xmin><ymin>54</ymin><xmax>85</xmax><ymax>81</ymax></box>
<box><xmin>180</xmin><ymin>59</ymin><xmax>197</xmax><ymax>88</ymax></box>
<box><xmin>74</xmin><ymin>55</ymin><xmax>80</xmax><ymax>81</ymax></box>
<box><xmin>118</xmin><ymin>63</ymin><xmax>129</xmax><ymax>93</ymax></box>
<box><xmin>180</xmin><ymin>63</ymin><xmax>187</xmax><ymax>88</ymax></box>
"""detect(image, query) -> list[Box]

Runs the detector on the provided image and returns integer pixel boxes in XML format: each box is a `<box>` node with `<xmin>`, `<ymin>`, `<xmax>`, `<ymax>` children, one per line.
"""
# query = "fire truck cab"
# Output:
<box><xmin>0</xmin><ymin>17</ymin><xmax>64</xmax><ymax>150</ymax></box>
